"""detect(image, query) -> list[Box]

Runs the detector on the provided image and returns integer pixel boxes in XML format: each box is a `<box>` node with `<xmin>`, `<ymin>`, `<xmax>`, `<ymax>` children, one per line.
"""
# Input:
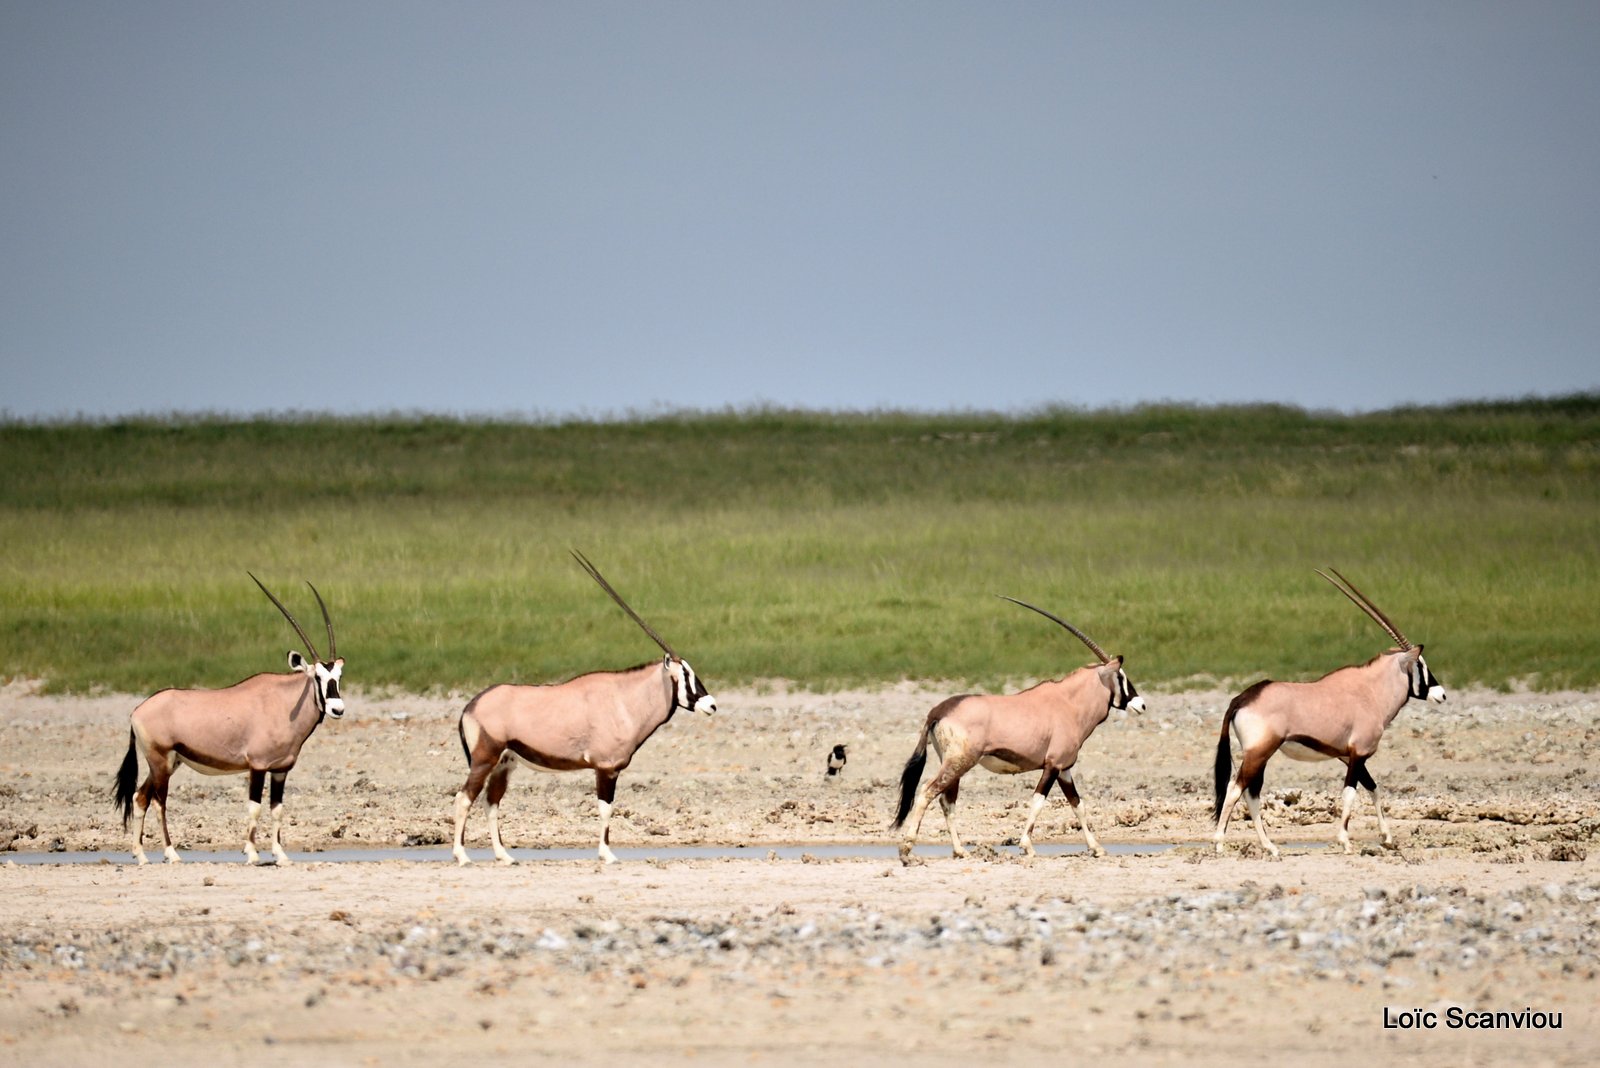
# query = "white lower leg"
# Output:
<box><xmin>1070</xmin><ymin>800</ymin><xmax>1104</xmax><ymax>857</ymax></box>
<box><xmin>452</xmin><ymin>791</ymin><xmax>473</xmax><ymax>866</ymax></box>
<box><xmin>269</xmin><ymin>803</ymin><xmax>290</xmax><ymax>864</ymax></box>
<box><xmin>1337</xmin><ymin>784</ymin><xmax>1357</xmax><ymax>854</ymax></box>
<box><xmin>597</xmin><ymin>799</ymin><xmax>618</xmax><ymax>864</ymax></box>
<box><xmin>1369</xmin><ymin>787</ymin><xmax>1394</xmax><ymax>846</ymax></box>
<box><xmin>937</xmin><ymin>795</ymin><xmax>967</xmax><ymax>857</ymax></box>
<box><xmin>244</xmin><ymin>800</ymin><xmax>262</xmax><ymax>864</ymax></box>
<box><xmin>899</xmin><ymin>793</ymin><xmax>934</xmax><ymax>858</ymax></box>
<box><xmin>156</xmin><ymin>801</ymin><xmax>181</xmax><ymax>864</ymax></box>
<box><xmin>1019</xmin><ymin>792</ymin><xmax>1047</xmax><ymax>856</ymax></box>
<box><xmin>488</xmin><ymin>802</ymin><xmax>516</xmax><ymax>865</ymax></box>
<box><xmin>134</xmin><ymin>801</ymin><xmax>150</xmax><ymax>865</ymax></box>
<box><xmin>1063</xmin><ymin>771</ymin><xmax>1104</xmax><ymax>857</ymax></box>
<box><xmin>1245</xmin><ymin>791</ymin><xmax>1279</xmax><ymax>857</ymax></box>
<box><xmin>1213</xmin><ymin>782</ymin><xmax>1244</xmax><ymax>853</ymax></box>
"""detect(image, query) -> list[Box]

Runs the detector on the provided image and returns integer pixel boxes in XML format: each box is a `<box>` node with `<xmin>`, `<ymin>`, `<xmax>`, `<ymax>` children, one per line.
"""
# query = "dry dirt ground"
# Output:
<box><xmin>2</xmin><ymin>680</ymin><xmax>1596</xmax><ymax>1066</ymax></box>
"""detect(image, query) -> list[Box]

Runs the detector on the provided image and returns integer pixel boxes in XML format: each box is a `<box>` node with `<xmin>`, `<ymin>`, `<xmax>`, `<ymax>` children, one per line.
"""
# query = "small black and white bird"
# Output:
<box><xmin>825</xmin><ymin>743</ymin><xmax>848</xmax><ymax>777</ymax></box>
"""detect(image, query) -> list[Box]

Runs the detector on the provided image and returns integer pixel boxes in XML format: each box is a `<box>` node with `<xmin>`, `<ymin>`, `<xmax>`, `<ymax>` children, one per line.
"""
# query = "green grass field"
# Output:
<box><xmin>2</xmin><ymin>398</ymin><xmax>1597</xmax><ymax>694</ymax></box>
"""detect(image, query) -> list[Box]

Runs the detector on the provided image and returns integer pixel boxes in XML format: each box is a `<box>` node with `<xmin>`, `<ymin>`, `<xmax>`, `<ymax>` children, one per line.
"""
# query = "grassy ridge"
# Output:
<box><xmin>2</xmin><ymin>398</ymin><xmax>1597</xmax><ymax>694</ymax></box>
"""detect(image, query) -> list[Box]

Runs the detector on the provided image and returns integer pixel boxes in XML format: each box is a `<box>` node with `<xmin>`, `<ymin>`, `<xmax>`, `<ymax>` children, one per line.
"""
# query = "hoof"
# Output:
<box><xmin>1090</xmin><ymin>846</ymin><xmax>1107</xmax><ymax>859</ymax></box>
<box><xmin>494</xmin><ymin>855</ymin><xmax>518</xmax><ymax>867</ymax></box>
<box><xmin>163</xmin><ymin>849</ymin><xmax>182</xmax><ymax>864</ymax></box>
<box><xmin>454</xmin><ymin>853</ymin><xmax>472</xmax><ymax>867</ymax></box>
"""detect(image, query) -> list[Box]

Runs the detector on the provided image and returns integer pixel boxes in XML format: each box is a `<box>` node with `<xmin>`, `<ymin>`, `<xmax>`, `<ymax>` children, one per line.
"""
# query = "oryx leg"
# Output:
<box><xmin>243</xmin><ymin>769</ymin><xmax>266</xmax><ymax>864</ymax></box>
<box><xmin>485</xmin><ymin>760</ymin><xmax>516</xmax><ymax>865</ymax></box>
<box><xmin>131</xmin><ymin>767</ymin><xmax>158</xmax><ymax>866</ymax></box>
<box><xmin>1242</xmin><ymin>762</ymin><xmax>1278</xmax><ymax>857</ymax></box>
<box><xmin>1019</xmin><ymin>769</ymin><xmax>1058</xmax><ymax>857</ymax></box>
<box><xmin>1214</xmin><ymin>747</ymin><xmax>1279</xmax><ymax>857</ymax></box>
<box><xmin>267</xmin><ymin>771</ymin><xmax>291</xmax><ymax>865</ymax></box>
<box><xmin>153</xmin><ymin>775</ymin><xmax>181</xmax><ymax>864</ymax></box>
<box><xmin>910</xmin><ymin>757</ymin><xmax>977</xmax><ymax>858</ymax></box>
<box><xmin>1352</xmin><ymin>759</ymin><xmax>1394</xmax><ymax>848</ymax></box>
<box><xmin>451</xmin><ymin>749</ymin><xmax>500</xmax><ymax>866</ymax></box>
<box><xmin>596</xmin><ymin>771</ymin><xmax>620</xmax><ymax>865</ymax></box>
<box><xmin>936</xmin><ymin>777</ymin><xmax>968</xmax><ymax>859</ymax></box>
<box><xmin>1058</xmin><ymin>768</ymin><xmax>1106</xmax><ymax>858</ymax></box>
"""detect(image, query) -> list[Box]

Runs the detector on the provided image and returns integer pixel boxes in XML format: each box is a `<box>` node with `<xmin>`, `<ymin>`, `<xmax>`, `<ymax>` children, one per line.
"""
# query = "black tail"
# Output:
<box><xmin>1211</xmin><ymin>712</ymin><xmax>1233</xmax><ymax>823</ymax></box>
<box><xmin>111</xmin><ymin>729</ymin><xmax>139</xmax><ymax>830</ymax></box>
<box><xmin>891</xmin><ymin>728</ymin><xmax>931</xmax><ymax>828</ymax></box>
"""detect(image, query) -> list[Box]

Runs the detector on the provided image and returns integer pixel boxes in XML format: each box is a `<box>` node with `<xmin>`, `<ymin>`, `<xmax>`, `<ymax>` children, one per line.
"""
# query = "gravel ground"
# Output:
<box><xmin>1</xmin><ymin>680</ymin><xmax>1596</xmax><ymax>1064</ymax></box>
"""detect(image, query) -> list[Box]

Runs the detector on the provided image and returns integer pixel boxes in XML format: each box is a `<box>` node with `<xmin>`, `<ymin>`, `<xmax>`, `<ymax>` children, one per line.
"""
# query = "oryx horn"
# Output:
<box><xmin>249</xmin><ymin>571</ymin><xmax>322</xmax><ymax>662</ymax></box>
<box><xmin>571</xmin><ymin>549</ymin><xmax>677</xmax><ymax>658</ymax></box>
<box><xmin>308</xmin><ymin>581</ymin><xmax>336</xmax><ymax>660</ymax></box>
<box><xmin>1315</xmin><ymin>568</ymin><xmax>1412</xmax><ymax>650</ymax></box>
<box><xmin>997</xmin><ymin>595</ymin><xmax>1111</xmax><ymax>664</ymax></box>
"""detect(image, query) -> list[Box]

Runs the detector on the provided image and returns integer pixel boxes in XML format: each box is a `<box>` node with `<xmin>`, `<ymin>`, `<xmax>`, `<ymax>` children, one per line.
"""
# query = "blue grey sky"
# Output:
<box><xmin>3</xmin><ymin>2</ymin><xmax>1597</xmax><ymax>419</ymax></box>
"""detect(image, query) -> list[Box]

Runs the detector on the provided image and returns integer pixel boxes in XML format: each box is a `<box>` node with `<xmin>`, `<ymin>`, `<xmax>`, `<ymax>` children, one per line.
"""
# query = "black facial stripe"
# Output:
<box><xmin>680</xmin><ymin>660</ymin><xmax>704</xmax><ymax>704</ymax></box>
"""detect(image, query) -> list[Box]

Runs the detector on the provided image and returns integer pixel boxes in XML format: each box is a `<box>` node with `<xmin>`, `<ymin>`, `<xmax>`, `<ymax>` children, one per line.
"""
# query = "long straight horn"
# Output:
<box><xmin>307</xmin><ymin>581</ymin><xmax>336</xmax><ymax>660</ymax></box>
<box><xmin>571</xmin><ymin>549</ymin><xmax>677</xmax><ymax>658</ymax></box>
<box><xmin>1315</xmin><ymin>568</ymin><xmax>1412</xmax><ymax>650</ymax></box>
<box><xmin>249</xmin><ymin>572</ymin><xmax>321</xmax><ymax>662</ymax></box>
<box><xmin>997</xmin><ymin>595</ymin><xmax>1111</xmax><ymax>664</ymax></box>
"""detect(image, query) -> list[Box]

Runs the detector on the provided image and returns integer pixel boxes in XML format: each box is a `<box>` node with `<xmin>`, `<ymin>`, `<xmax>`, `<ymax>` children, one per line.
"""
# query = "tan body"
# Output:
<box><xmin>894</xmin><ymin>658</ymin><xmax>1143</xmax><ymax>859</ymax></box>
<box><xmin>1213</xmin><ymin>646</ymin><xmax>1445</xmax><ymax>856</ymax></box>
<box><xmin>452</xmin><ymin>657</ymin><xmax>712</xmax><ymax>865</ymax></box>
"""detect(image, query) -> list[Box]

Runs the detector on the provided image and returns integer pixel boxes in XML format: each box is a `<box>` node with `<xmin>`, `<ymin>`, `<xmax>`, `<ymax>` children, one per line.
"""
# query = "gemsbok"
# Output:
<box><xmin>1211</xmin><ymin>569</ymin><xmax>1447</xmax><ymax>857</ymax></box>
<box><xmin>892</xmin><ymin>596</ymin><xmax>1145</xmax><ymax>861</ymax></box>
<box><xmin>451</xmin><ymin>550</ymin><xmax>716</xmax><ymax>865</ymax></box>
<box><xmin>110</xmin><ymin>574</ymin><xmax>346</xmax><ymax>865</ymax></box>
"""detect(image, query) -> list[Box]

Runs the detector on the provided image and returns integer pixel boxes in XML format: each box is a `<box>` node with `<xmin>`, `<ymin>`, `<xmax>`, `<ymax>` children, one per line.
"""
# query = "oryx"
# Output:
<box><xmin>450</xmin><ymin>550</ymin><xmax>716</xmax><ymax>866</ymax></box>
<box><xmin>892</xmin><ymin>597</ymin><xmax>1145</xmax><ymax>860</ymax></box>
<box><xmin>1212</xmin><ymin>569</ymin><xmax>1447</xmax><ymax>857</ymax></box>
<box><xmin>110</xmin><ymin>574</ymin><xmax>345</xmax><ymax>865</ymax></box>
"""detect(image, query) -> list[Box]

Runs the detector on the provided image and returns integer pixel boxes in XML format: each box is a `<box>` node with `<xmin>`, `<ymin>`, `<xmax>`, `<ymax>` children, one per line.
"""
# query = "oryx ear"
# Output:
<box><xmin>287</xmin><ymin>650</ymin><xmax>308</xmax><ymax>672</ymax></box>
<box><xmin>1398</xmin><ymin>646</ymin><xmax>1422</xmax><ymax>665</ymax></box>
<box><xmin>1095</xmin><ymin>660</ymin><xmax>1121</xmax><ymax>685</ymax></box>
